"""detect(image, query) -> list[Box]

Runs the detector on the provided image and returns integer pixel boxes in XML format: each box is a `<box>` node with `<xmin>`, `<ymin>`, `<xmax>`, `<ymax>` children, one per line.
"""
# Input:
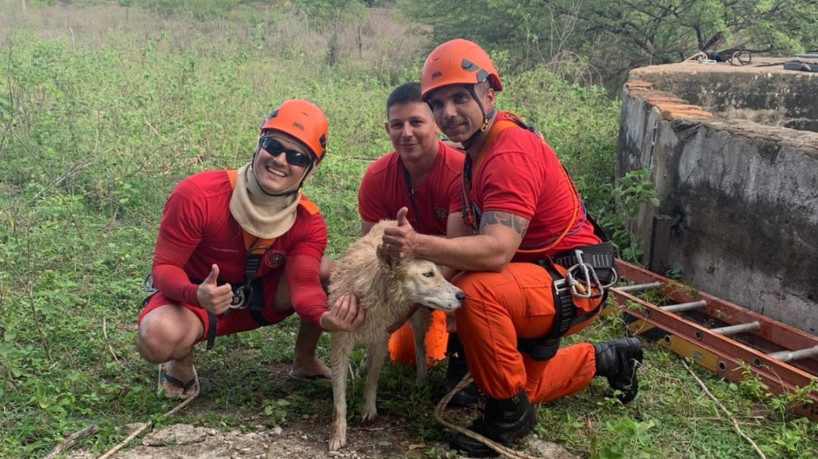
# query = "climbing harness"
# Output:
<box><xmin>460</xmin><ymin>112</ymin><xmax>618</xmax><ymax>359</ymax></box>
<box><xmin>140</xmin><ymin>169</ymin><xmax>320</xmax><ymax>349</ymax></box>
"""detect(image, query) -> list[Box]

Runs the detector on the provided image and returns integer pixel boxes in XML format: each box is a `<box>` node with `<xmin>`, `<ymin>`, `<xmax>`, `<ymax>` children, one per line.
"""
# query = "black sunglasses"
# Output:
<box><xmin>258</xmin><ymin>137</ymin><xmax>312</xmax><ymax>168</ymax></box>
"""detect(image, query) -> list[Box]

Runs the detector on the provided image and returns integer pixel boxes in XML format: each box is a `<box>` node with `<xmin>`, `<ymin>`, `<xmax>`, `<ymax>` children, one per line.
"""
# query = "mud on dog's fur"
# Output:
<box><xmin>328</xmin><ymin>220</ymin><xmax>464</xmax><ymax>452</ymax></box>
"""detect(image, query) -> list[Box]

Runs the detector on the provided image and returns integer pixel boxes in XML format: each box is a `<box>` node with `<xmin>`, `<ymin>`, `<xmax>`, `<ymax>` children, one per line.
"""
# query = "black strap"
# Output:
<box><xmin>517</xmin><ymin>262</ymin><xmax>604</xmax><ymax>361</ymax></box>
<box><xmin>141</xmin><ymin>291</ymin><xmax>157</xmax><ymax>308</ymax></box>
<box><xmin>238</xmin><ymin>247</ymin><xmax>274</xmax><ymax>327</ymax></box>
<box><xmin>204</xmin><ymin>278</ymin><xmax>267</xmax><ymax>351</ymax></box>
<box><xmin>398</xmin><ymin>158</ymin><xmax>420</xmax><ymax>223</ymax></box>
<box><xmin>206</xmin><ymin>312</ymin><xmax>217</xmax><ymax>350</ymax></box>
<box><xmin>544</xmin><ymin>264</ymin><xmax>576</xmax><ymax>340</ymax></box>
<box><xmin>585</xmin><ymin>210</ymin><xmax>610</xmax><ymax>242</ymax></box>
<box><xmin>552</xmin><ymin>240</ymin><xmax>616</xmax><ymax>286</ymax></box>
<box><xmin>245</xmin><ymin>278</ymin><xmax>271</xmax><ymax>326</ymax></box>
<box><xmin>460</xmin><ymin>153</ymin><xmax>480</xmax><ymax>233</ymax></box>
<box><xmin>192</xmin><ymin>274</ymin><xmax>272</xmax><ymax>352</ymax></box>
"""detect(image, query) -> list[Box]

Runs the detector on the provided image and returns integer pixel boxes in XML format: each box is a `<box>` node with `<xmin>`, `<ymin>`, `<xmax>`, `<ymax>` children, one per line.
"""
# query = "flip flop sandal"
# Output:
<box><xmin>157</xmin><ymin>364</ymin><xmax>200</xmax><ymax>399</ymax></box>
<box><xmin>287</xmin><ymin>371</ymin><xmax>332</xmax><ymax>386</ymax></box>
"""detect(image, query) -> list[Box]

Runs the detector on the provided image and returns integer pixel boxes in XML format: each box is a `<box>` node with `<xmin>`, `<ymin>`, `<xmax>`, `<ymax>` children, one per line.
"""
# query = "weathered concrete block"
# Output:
<box><xmin>619</xmin><ymin>60</ymin><xmax>818</xmax><ymax>334</ymax></box>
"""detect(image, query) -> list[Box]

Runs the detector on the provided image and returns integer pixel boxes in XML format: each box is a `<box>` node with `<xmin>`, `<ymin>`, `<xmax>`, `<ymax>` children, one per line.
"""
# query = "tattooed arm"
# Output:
<box><xmin>383</xmin><ymin>207</ymin><xmax>528</xmax><ymax>272</ymax></box>
<box><xmin>469</xmin><ymin>210</ymin><xmax>528</xmax><ymax>270</ymax></box>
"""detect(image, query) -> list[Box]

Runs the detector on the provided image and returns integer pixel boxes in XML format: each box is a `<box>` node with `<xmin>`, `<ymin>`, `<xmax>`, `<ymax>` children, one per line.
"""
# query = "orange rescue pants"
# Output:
<box><xmin>453</xmin><ymin>262</ymin><xmax>602</xmax><ymax>402</ymax></box>
<box><xmin>388</xmin><ymin>310</ymin><xmax>449</xmax><ymax>367</ymax></box>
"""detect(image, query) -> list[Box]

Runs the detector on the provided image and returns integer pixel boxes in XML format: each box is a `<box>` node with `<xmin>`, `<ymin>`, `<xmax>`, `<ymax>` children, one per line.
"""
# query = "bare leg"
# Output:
<box><xmin>137</xmin><ymin>304</ymin><xmax>203</xmax><ymax>396</ymax></box>
<box><xmin>292</xmin><ymin>317</ymin><xmax>331</xmax><ymax>378</ymax></box>
<box><xmin>273</xmin><ymin>275</ymin><xmax>331</xmax><ymax>379</ymax></box>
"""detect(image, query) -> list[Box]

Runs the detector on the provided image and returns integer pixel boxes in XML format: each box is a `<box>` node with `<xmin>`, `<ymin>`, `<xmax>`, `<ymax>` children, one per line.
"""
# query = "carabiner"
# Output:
<box><xmin>230</xmin><ymin>285</ymin><xmax>252</xmax><ymax>309</ymax></box>
<box><xmin>565</xmin><ymin>249</ymin><xmax>604</xmax><ymax>299</ymax></box>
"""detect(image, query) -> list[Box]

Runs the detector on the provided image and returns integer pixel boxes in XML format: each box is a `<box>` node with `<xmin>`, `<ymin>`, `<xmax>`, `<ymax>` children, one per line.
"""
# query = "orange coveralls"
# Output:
<box><xmin>454</xmin><ymin>112</ymin><xmax>605</xmax><ymax>402</ymax></box>
<box><xmin>454</xmin><ymin>263</ymin><xmax>602</xmax><ymax>402</ymax></box>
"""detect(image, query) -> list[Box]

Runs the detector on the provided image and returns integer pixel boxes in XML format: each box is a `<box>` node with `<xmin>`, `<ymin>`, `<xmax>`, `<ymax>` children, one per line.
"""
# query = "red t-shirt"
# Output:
<box><xmin>151</xmin><ymin>170</ymin><xmax>328</xmax><ymax>326</ymax></box>
<box><xmin>468</xmin><ymin>112</ymin><xmax>601</xmax><ymax>261</ymax></box>
<box><xmin>358</xmin><ymin>142</ymin><xmax>464</xmax><ymax>236</ymax></box>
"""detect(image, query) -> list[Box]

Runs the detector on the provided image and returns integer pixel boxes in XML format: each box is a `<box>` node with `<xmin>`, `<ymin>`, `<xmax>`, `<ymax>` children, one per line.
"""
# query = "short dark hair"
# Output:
<box><xmin>386</xmin><ymin>82</ymin><xmax>422</xmax><ymax>115</ymax></box>
<box><xmin>476</xmin><ymin>80</ymin><xmax>492</xmax><ymax>96</ymax></box>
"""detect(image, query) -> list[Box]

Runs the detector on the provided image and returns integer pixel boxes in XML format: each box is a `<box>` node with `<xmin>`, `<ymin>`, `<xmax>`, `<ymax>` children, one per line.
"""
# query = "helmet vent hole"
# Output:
<box><xmin>461</xmin><ymin>58</ymin><xmax>478</xmax><ymax>72</ymax></box>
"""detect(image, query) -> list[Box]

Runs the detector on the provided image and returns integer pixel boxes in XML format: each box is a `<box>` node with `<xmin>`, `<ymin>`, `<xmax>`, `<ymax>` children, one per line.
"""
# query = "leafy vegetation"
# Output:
<box><xmin>396</xmin><ymin>0</ymin><xmax>818</xmax><ymax>89</ymax></box>
<box><xmin>1</xmin><ymin>1</ymin><xmax>816</xmax><ymax>458</ymax></box>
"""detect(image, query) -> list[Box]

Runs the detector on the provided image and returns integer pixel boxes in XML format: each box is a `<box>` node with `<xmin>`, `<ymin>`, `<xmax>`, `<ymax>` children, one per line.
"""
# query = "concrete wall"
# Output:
<box><xmin>618</xmin><ymin>64</ymin><xmax>818</xmax><ymax>334</ymax></box>
<box><xmin>628</xmin><ymin>62</ymin><xmax>818</xmax><ymax>132</ymax></box>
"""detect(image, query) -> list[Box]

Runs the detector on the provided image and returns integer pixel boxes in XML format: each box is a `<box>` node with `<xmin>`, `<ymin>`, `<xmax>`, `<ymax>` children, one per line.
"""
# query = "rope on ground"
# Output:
<box><xmin>433</xmin><ymin>373</ymin><xmax>544</xmax><ymax>459</ymax></box>
<box><xmin>97</xmin><ymin>366</ymin><xmax>200</xmax><ymax>459</ymax></box>
<box><xmin>680</xmin><ymin>359</ymin><xmax>766</xmax><ymax>459</ymax></box>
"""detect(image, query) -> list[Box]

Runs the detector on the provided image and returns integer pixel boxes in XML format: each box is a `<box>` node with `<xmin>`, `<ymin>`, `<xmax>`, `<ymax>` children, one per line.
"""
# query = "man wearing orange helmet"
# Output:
<box><xmin>137</xmin><ymin>99</ymin><xmax>365</xmax><ymax>399</ymax></box>
<box><xmin>382</xmin><ymin>39</ymin><xmax>642</xmax><ymax>456</ymax></box>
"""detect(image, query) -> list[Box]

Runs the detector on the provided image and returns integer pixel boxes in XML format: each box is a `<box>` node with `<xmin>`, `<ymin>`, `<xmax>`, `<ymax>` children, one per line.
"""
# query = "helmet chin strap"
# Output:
<box><xmin>251</xmin><ymin>148</ymin><xmax>313</xmax><ymax>197</ymax></box>
<box><xmin>461</xmin><ymin>85</ymin><xmax>495</xmax><ymax>151</ymax></box>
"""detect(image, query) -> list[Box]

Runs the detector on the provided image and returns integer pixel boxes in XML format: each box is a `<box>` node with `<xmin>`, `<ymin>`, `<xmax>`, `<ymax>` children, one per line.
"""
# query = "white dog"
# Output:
<box><xmin>327</xmin><ymin>220</ymin><xmax>464</xmax><ymax>451</ymax></box>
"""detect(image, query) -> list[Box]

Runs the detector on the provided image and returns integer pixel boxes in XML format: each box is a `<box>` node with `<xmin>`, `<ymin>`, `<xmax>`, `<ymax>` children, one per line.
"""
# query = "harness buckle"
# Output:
<box><xmin>230</xmin><ymin>285</ymin><xmax>252</xmax><ymax>309</ymax></box>
<box><xmin>142</xmin><ymin>273</ymin><xmax>157</xmax><ymax>293</ymax></box>
<box><xmin>552</xmin><ymin>277</ymin><xmax>570</xmax><ymax>295</ymax></box>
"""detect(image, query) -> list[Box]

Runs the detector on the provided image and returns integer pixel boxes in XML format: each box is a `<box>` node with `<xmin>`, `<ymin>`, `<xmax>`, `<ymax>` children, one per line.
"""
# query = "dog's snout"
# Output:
<box><xmin>456</xmin><ymin>291</ymin><xmax>465</xmax><ymax>302</ymax></box>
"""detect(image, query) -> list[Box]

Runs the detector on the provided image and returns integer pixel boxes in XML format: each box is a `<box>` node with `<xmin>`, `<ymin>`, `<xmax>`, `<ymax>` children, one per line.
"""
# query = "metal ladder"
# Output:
<box><xmin>609</xmin><ymin>259</ymin><xmax>818</xmax><ymax>422</ymax></box>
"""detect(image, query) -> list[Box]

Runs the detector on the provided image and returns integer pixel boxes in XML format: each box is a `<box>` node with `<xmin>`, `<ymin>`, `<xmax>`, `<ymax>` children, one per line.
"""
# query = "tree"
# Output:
<box><xmin>396</xmin><ymin>0</ymin><xmax>818</xmax><ymax>89</ymax></box>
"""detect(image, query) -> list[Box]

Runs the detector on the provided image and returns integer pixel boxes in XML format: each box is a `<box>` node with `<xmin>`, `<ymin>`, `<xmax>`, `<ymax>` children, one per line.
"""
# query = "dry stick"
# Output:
<box><xmin>97</xmin><ymin>367</ymin><xmax>200</xmax><ymax>459</ymax></box>
<box><xmin>434</xmin><ymin>373</ymin><xmax>544</xmax><ymax>459</ymax></box>
<box><xmin>101</xmin><ymin>318</ymin><xmax>122</xmax><ymax>365</ymax></box>
<box><xmin>44</xmin><ymin>424</ymin><xmax>99</xmax><ymax>459</ymax></box>
<box><xmin>680</xmin><ymin>360</ymin><xmax>766</xmax><ymax>459</ymax></box>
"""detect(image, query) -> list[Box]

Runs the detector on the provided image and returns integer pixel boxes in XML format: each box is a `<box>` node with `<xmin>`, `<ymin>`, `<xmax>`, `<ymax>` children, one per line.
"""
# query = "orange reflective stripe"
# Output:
<box><xmin>298</xmin><ymin>198</ymin><xmax>319</xmax><ymax>215</ymax></box>
<box><xmin>242</xmin><ymin>232</ymin><xmax>275</xmax><ymax>254</ymax></box>
<box><xmin>226</xmin><ymin>168</ymin><xmax>238</xmax><ymax>188</ymax></box>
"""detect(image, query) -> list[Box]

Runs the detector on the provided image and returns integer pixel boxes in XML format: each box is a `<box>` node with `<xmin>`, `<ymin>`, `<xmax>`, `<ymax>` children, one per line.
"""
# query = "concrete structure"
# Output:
<box><xmin>618</xmin><ymin>58</ymin><xmax>818</xmax><ymax>334</ymax></box>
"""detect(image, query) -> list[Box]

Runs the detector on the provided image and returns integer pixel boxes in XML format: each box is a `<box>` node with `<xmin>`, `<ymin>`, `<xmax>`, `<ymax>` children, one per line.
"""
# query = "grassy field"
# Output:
<box><xmin>1</xmin><ymin>2</ymin><xmax>816</xmax><ymax>458</ymax></box>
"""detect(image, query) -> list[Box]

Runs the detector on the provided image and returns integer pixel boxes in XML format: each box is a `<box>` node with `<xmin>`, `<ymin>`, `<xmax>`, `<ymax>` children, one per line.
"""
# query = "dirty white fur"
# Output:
<box><xmin>328</xmin><ymin>220</ymin><xmax>464</xmax><ymax>452</ymax></box>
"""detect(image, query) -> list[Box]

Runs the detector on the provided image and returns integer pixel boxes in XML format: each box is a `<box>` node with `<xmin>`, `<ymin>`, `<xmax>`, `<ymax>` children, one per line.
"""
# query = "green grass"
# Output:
<box><xmin>0</xmin><ymin>2</ymin><xmax>816</xmax><ymax>458</ymax></box>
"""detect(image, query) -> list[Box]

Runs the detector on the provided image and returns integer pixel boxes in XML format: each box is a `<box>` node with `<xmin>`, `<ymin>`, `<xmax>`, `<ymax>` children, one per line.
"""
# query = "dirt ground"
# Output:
<box><xmin>64</xmin><ymin>363</ymin><xmax>578</xmax><ymax>459</ymax></box>
<box><xmin>66</xmin><ymin>415</ymin><xmax>577</xmax><ymax>459</ymax></box>
<box><xmin>69</xmin><ymin>418</ymin><xmax>441</xmax><ymax>459</ymax></box>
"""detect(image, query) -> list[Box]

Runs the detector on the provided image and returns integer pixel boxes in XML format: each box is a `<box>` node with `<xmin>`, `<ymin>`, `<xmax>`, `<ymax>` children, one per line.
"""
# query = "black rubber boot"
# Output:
<box><xmin>442</xmin><ymin>333</ymin><xmax>478</xmax><ymax>408</ymax></box>
<box><xmin>593</xmin><ymin>337</ymin><xmax>643</xmax><ymax>404</ymax></box>
<box><xmin>450</xmin><ymin>390</ymin><xmax>537</xmax><ymax>457</ymax></box>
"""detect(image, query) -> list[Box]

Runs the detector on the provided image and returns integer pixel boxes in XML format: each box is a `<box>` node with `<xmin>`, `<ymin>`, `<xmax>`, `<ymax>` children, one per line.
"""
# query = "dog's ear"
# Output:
<box><xmin>376</xmin><ymin>243</ymin><xmax>397</xmax><ymax>269</ymax></box>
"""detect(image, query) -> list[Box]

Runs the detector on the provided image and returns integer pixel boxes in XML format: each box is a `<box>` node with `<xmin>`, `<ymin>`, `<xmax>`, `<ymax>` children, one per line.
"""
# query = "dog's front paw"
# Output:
<box><xmin>328</xmin><ymin>435</ymin><xmax>345</xmax><ymax>452</ymax></box>
<box><xmin>361</xmin><ymin>404</ymin><xmax>378</xmax><ymax>423</ymax></box>
<box><xmin>328</xmin><ymin>427</ymin><xmax>346</xmax><ymax>451</ymax></box>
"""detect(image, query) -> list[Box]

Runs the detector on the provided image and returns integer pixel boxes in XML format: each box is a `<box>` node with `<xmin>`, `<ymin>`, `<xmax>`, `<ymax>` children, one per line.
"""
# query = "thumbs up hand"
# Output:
<box><xmin>395</xmin><ymin>207</ymin><xmax>410</xmax><ymax>227</ymax></box>
<box><xmin>196</xmin><ymin>264</ymin><xmax>234</xmax><ymax>315</ymax></box>
<box><xmin>382</xmin><ymin>207</ymin><xmax>418</xmax><ymax>258</ymax></box>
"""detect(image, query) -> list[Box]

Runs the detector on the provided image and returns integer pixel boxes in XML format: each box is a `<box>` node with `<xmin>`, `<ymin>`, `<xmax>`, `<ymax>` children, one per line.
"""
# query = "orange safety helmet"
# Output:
<box><xmin>260</xmin><ymin>99</ymin><xmax>328</xmax><ymax>165</ymax></box>
<box><xmin>421</xmin><ymin>39</ymin><xmax>502</xmax><ymax>102</ymax></box>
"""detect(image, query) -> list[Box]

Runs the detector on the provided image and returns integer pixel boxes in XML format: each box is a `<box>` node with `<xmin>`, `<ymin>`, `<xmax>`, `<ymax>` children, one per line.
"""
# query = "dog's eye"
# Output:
<box><xmin>423</xmin><ymin>271</ymin><xmax>434</xmax><ymax>278</ymax></box>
